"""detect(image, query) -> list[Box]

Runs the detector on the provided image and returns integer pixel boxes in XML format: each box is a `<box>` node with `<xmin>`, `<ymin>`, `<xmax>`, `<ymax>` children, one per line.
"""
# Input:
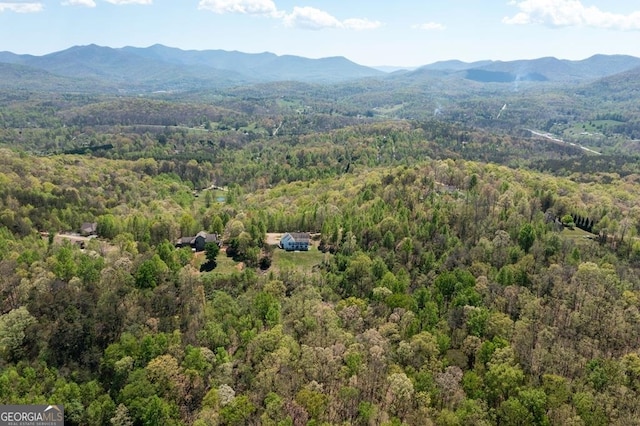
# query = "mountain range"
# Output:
<box><xmin>427</xmin><ymin>55</ymin><xmax>640</xmax><ymax>83</ymax></box>
<box><xmin>1</xmin><ymin>44</ymin><xmax>639</xmax><ymax>93</ymax></box>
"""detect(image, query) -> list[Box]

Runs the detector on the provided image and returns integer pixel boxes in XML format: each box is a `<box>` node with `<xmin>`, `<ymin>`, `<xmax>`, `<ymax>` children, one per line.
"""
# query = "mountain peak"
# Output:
<box><xmin>0</xmin><ymin>44</ymin><xmax>384</xmax><ymax>90</ymax></box>
<box><xmin>1</xmin><ymin>46</ymin><xmax>639</xmax><ymax>91</ymax></box>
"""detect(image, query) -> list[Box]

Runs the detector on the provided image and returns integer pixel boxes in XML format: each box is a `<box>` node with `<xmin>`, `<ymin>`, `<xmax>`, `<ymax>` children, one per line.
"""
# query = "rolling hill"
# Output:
<box><xmin>121</xmin><ymin>44</ymin><xmax>382</xmax><ymax>82</ymax></box>
<box><xmin>0</xmin><ymin>44</ymin><xmax>384</xmax><ymax>92</ymax></box>
<box><xmin>0</xmin><ymin>62</ymin><xmax>113</xmax><ymax>92</ymax></box>
<box><xmin>577</xmin><ymin>65</ymin><xmax>640</xmax><ymax>102</ymax></box>
<box><xmin>1</xmin><ymin>44</ymin><xmax>639</xmax><ymax>100</ymax></box>
<box><xmin>416</xmin><ymin>55</ymin><xmax>640</xmax><ymax>83</ymax></box>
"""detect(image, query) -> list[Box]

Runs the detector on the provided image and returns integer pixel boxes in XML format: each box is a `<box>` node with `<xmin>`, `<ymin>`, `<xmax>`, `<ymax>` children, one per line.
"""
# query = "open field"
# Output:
<box><xmin>206</xmin><ymin>251</ymin><xmax>243</xmax><ymax>274</ymax></box>
<box><xmin>271</xmin><ymin>245</ymin><xmax>326</xmax><ymax>274</ymax></box>
<box><xmin>561</xmin><ymin>226</ymin><xmax>596</xmax><ymax>242</ymax></box>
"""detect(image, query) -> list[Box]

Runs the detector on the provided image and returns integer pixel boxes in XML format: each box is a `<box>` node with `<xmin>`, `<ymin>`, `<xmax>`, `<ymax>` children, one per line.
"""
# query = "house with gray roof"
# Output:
<box><xmin>176</xmin><ymin>231</ymin><xmax>220</xmax><ymax>252</ymax></box>
<box><xmin>279</xmin><ymin>232</ymin><xmax>310</xmax><ymax>251</ymax></box>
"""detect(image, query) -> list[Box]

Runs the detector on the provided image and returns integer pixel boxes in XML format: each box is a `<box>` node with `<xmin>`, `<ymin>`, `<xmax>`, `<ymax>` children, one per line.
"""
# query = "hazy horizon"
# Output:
<box><xmin>1</xmin><ymin>0</ymin><xmax>639</xmax><ymax>68</ymax></box>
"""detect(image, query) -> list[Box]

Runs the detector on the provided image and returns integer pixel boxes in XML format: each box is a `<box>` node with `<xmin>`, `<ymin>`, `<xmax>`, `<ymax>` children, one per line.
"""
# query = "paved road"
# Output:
<box><xmin>527</xmin><ymin>129</ymin><xmax>601</xmax><ymax>155</ymax></box>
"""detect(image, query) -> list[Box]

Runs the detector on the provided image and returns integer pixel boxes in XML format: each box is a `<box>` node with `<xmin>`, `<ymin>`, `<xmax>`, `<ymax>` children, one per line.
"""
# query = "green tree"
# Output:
<box><xmin>0</xmin><ymin>306</ymin><xmax>36</xmax><ymax>362</ymax></box>
<box><xmin>561</xmin><ymin>214</ymin><xmax>575</xmax><ymax>229</ymax></box>
<box><xmin>135</xmin><ymin>255</ymin><xmax>169</xmax><ymax>289</ymax></box>
<box><xmin>141</xmin><ymin>395</ymin><xmax>179</xmax><ymax>426</ymax></box>
<box><xmin>484</xmin><ymin>347</ymin><xmax>525</xmax><ymax>406</ymax></box>
<box><xmin>179</xmin><ymin>213</ymin><xmax>198</xmax><ymax>237</ymax></box>
<box><xmin>210</xmin><ymin>215</ymin><xmax>224</xmax><ymax>235</ymax></box>
<box><xmin>498</xmin><ymin>397</ymin><xmax>533</xmax><ymax>425</ymax></box>
<box><xmin>205</xmin><ymin>242</ymin><xmax>220</xmax><ymax>263</ymax></box>
<box><xmin>517</xmin><ymin>223</ymin><xmax>535</xmax><ymax>253</ymax></box>
<box><xmin>53</xmin><ymin>244</ymin><xmax>77</xmax><ymax>281</ymax></box>
<box><xmin>157</xmin><ymin>242</ymin><xmax>180</xmax><ymax>272</ymax></box>
<box><xmin>254</xmin><ymin>291</ymin><xmax>281</xmax><ymax>328</ymax></box>
<box><xmin>97</xmin><ymin>214</ymin><xmax>121</xmax><ymax>239</ymax></box>
<box><xmin>219</xmin><ymin>395</ymin><xmax>256</xmax><ymax>426</ymax></box>
<box><xmin>296</xmin><ymin>384</ymin><xmax>328</xmax><ymax>421</ymax></box>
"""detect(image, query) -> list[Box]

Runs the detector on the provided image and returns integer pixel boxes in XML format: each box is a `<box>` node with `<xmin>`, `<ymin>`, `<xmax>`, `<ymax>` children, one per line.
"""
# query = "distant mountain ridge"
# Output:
<box><xmin>121</xmin><ymin>44</ymin><xmax>380</xmax><ymax>82</ymax></box>
<box><xmin>418</xmin><ymin>55</ymin><xmax>640</xmax><ymax>83</ymax></box>
<box><xmin>1</xmin><ymin>44</ymin><xmax>639</xmax><ymax>92</ymax></box>
<box><xmin>578</xmin><ymin>65</ymin><xmax>640</xmax><ymax>100</ymax></box>
<box><xmin>0</xmin><ymin>44</ymin><xmax>384</xmax><ymax>91</ymax></box>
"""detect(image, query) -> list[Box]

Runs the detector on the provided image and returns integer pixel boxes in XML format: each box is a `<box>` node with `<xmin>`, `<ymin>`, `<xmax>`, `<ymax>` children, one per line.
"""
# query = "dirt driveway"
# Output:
<box><xmin>265</xmin><ymin>233</ymin><xmax>282</xmax><ymax>246</ymax></box>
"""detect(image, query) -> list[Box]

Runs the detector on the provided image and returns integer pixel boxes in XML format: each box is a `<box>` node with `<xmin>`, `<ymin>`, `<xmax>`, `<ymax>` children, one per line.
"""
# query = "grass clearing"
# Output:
<box><xmin>194</xmin><ymin>251</ymin><xmax>243</xmax><ymax>275</ymax></box>
<box><xmin>214</xmin><ymin>252</ymin><xmax>244</xmax><ymax>274</ymax></box>
<box><xmin>561</xmin><ymin>226</ymin><xmax>596</xmax><ymax>242</ymax></box>
<box><xmin>564</xmin><ymin>120</ymin><xmax>622</xmax><ymax>137</ymax></box>
<box><xmin>374</xmin><ymin>103</ymin><xmax>404</xmax><ymax>117</ymax></box>
<box><xmin>271</xmin><ymin>245</ymin><xmax>326</xmax><ymax>274</ymax></box>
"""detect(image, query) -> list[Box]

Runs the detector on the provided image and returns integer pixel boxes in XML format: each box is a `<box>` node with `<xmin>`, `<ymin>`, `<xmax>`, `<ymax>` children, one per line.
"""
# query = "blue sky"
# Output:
<box><xmin>1</xmin><ymin>0</ymin><xmax>639</xmax><ymax>67</ymax></box>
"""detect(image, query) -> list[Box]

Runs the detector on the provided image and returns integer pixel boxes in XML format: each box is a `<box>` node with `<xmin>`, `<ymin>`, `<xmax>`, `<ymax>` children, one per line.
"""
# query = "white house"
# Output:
<box><xmin>279</xmin><ymin>232</ymin><xmax>310</xmax><ymax>251</ymax></box>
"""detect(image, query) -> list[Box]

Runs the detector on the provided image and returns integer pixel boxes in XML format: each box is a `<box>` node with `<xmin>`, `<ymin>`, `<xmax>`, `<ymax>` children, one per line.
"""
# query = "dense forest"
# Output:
<box><xmin>2</xmin><ymin>62</ymin><xmax>640</xmax><ymax>425</ymax></box>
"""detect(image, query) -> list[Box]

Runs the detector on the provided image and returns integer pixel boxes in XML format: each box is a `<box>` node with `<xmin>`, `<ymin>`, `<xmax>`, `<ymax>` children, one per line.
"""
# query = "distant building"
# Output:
<box><xmin>279</xmin><ymin>232</ymin><xmax>310</xmax><ymax>251</ymax></box>
<box><xmin>176</xmin><ymin>231</ymin><xmax>221</xmax><ymax>252</ymax></box>
<box><xmin>80</xmin><ymin>222</ymin><xmax>97</xmax><ymax>236</ymax></box>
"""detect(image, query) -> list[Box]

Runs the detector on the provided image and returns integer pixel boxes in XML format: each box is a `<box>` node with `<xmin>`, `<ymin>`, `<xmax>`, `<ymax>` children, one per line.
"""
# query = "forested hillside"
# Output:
<box><xmin>2</xmin><ymin>56</ymin><xmax>640</xmax><ymax>425</ymax></box>
<box><xmin>2</xmin><ymin>126</ymin><xmax>640</xmax><ymax>424</ymax></box>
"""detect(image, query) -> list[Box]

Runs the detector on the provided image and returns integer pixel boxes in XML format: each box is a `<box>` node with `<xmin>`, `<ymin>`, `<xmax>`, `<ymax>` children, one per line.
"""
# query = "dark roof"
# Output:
<box><xmin>287</xmin><ymin>232</ymin><xmax>310</xmax><ymax>243</ymax></box>
<box><xmin>176</xmin><ymin>231</ymin><xmax>220</xmax><ymax>245</ymax></box>
<box><xmin>196</xmin><ymin>231</ymin><xmax>219</xmax><ymax>243</ymax></box>
<box><xmin>80</xmin><ymin>222</ymin><xmax>97</xmax><ymax>234</ymax></box>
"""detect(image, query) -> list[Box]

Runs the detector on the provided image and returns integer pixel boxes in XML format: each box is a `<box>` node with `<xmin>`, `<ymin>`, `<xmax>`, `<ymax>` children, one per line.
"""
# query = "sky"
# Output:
<box><xmin>1</xmin><ymin>0</ymin><xmax>640</xmax><ymax>67</ymax></box>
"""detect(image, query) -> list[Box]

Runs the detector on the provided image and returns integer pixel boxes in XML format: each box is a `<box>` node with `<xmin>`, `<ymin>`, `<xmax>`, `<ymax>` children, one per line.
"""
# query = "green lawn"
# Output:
<box><xmin>561</xmin><ymin>226</ymin><xmax>596</xmax><ymax>242</ymax></box>
<box><xmin>192</xmin><ymin>251</ymin><xmax>243</xmax><ymax>275</ymax></box>
<box><xmin>213</xmin><ymin>252</ymin><xmax>243</xmax><ymax>274</ymax></box>
<box><xmin>196</xmin><ymin>244</ymin><xmax>328</xmax><ymax>276</ymax></box>
<box><xmin>271</xmin><ymin>245</ymin><xmax>327</xmax><ymax>274</ymax></box>
<box><xmin>564</xmin><ymin>120</ymin><xmax>623</xmax><ymax>138</ymax></box>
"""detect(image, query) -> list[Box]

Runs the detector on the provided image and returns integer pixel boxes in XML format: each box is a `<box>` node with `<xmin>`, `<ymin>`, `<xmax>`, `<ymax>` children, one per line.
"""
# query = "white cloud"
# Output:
<box><xmin>283</xmin><ymin>6</ymin><xmax>341</xmax><ymax>29</ymax></box>
<box><xmin>104</xmin><ymin>0</ymin><xmax>152</xmax><ymax>4</ymax></box>
<box><xmin>504</xmin><ymin>0</ymin><xmax>640</xmax><ymax>30</ymax></box>
<box><xmin>0</xmin><ymin>2</ymin><xmax>43</xmax><ymax>12</ymax></box>
<box><xmin>199</xmin><ymin>1</ymin><xmax>380</xmax><ymax>30</ymax></box>
<box><xmin>283</xmin><ymin>7</ymin><xmax>381</xmax><ymax>30</ymax></box>
<box><xmin>198</xmin><ymin>0</ymin><xmax>279</xmax><ymax>16</ymax></box>
<box><xmin>62</xmin><ymin>0</ymin><xmax>96</xmax><ymax>6</ymax></box>
<box><xmin>412</xmin><ymin>22</ymin><xmax>446</xmax><ymax>31</ymax></box>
